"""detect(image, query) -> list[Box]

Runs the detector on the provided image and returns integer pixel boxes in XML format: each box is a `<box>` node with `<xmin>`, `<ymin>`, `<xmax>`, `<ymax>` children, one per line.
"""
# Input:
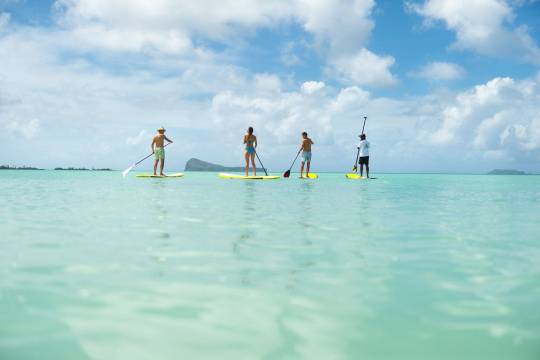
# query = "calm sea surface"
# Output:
<box><xmin>1</xmin><ymin>170</ymin><xmax>539</xmax><ymax>359</ymax></box>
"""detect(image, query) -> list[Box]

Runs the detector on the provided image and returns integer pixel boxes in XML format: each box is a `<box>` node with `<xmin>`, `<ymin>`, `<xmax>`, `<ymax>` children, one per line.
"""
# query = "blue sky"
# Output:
<box><xmin>1</xmin><ymin>0</ymin><xmax>540</xmax><ymax>172</ymax></box>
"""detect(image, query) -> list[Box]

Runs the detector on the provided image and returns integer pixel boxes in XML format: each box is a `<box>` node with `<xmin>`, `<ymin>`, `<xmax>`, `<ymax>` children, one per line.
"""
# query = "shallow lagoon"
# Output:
<box><xmin>1</xmin><ymin>171</ymin><xmax>539</xmax><ymax>359</ymax></box>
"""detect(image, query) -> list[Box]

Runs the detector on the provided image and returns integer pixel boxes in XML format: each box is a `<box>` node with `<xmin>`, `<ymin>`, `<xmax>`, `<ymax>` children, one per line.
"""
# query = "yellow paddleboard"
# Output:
<box><xmin>346</xmin><ymin>173</ymin><xmax>367</xmax><ymax>179</ymax></box>
<box><xmin>219</xmin><ymin>173</ymin><xmax>280</xmax><ymax>180</ymax></box>
<box><xmin>136</xmin><ymin>173</ymin><xmax>185</xmax><ymax>178</ymax></box>
<box><xmin>300</xmin><ymin>173</ymin><xmax>319</xmax><ymax>179</ymax></box>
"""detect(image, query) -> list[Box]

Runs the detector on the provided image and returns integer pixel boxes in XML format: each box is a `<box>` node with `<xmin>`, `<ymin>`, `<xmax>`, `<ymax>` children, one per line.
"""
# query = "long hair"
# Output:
<box><xmin>248</xmin><ymin>127</ymin><xmax>254</xmax><ymax>135</ymax></box>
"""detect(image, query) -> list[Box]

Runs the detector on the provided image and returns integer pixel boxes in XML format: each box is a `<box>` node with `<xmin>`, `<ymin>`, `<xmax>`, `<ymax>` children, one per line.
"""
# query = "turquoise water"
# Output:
<box><xmin>1</xmin><ymin>171</ymin><xmax>539</xmax><ymax>359</ymax></box>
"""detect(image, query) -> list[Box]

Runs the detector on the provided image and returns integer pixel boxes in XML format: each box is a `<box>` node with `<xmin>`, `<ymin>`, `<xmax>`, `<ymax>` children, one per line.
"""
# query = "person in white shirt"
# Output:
<box><xmin>357</xmin><ymin>134</ymin><xmax>370</xmax><ymax>178</ymax></box>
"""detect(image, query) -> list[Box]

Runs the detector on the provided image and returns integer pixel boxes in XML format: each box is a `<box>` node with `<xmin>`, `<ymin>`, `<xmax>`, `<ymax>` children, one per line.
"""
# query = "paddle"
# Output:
<box><xmin>352</xmin><ymin>116</ymin><xmax>367</xmax><ymax>172</ymax></box>
<box><xmin>283</xmin><ymin>150</ymin><xmax>301</xmax><ymax>178</ymax></box>
<box><xmin>254</xmin><ymin>149</ymin><xmax>269</xmax><ymax>176</ymax></box>
<box><xmin>122</xmin><ymin>143</ymin><xmax>170</xmax><ymax>178</ymax></box>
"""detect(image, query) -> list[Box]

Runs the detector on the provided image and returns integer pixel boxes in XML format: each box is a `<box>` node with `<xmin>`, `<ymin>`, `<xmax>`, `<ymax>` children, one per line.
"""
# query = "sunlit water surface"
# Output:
<box><xmin>1</xmin><ymin>171</ymin><xmax>539</xmax><ymax>359</ymax></box>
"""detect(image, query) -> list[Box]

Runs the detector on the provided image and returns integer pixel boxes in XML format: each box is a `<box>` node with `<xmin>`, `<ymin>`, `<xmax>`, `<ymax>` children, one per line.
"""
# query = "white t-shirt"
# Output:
<box><xmin>358</xmin><ymin>139</ymin><xmax>370</xmax><ymax>157</ymax></box>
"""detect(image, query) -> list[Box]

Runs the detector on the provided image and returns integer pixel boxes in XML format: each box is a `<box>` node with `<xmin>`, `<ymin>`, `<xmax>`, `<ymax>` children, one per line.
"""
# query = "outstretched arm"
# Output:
<box><xmin>164</xmin><ymin>136</ymin><xmax>173</xmax><ymax>143</ymax></box>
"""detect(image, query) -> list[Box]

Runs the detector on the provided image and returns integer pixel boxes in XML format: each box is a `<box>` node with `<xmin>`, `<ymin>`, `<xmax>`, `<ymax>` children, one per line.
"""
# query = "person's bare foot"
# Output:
<box><xmin>160</xmin><ymin>173</ymin><xmax>165</xmax><ymax>176</ymax></box>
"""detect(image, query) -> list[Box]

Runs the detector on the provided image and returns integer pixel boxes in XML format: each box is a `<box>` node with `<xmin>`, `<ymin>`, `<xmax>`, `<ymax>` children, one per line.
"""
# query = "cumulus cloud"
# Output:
<box><xmin>52</xmin><ymin>0</ymin><xmax>396</xmax><ymax>87</ymax></box>
<box><xmin>211</xmin><ymin>79</ymin><xmax>373</xmax><ymax>147</ymax></box>
<box><xmin>408</xmin><ymin>0</ymin><xmax>540</xmax><ymax>64</ymax></box>
<box><xmin>410</xmin><ymin>61</ymin><xmax>465</xmax><ymax>81</ymax></box>
<box><xmin>301</xmin><ymin>81</ymin><xmax>325</xmax><ymax>94</ymax></box>
<box><xmin>419</xmin><ymin>76</ymin><xmax>540</xmax><ymax>160</ymax></box>
<box><xmin>330</xmin><ymin>48</ymin><xmax>398</xmax><ymax>87</ymax></box>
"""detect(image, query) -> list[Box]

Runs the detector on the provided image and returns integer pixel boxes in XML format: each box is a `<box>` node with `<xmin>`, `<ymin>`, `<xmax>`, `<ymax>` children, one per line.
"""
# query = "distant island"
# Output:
<box><xmin>54</xmin><ymin>167</ymin><xmax>113</xmax><ymax>171</ymax></box>
<box><xmin>185</xmin><ymin>158</ymin><xmax>261</xmax><ymax>172</ymax></box>
<box><xmin>1</xmin><ymin>165</ymin><xmax>42</xmax><ymax>170</ymax></box>
<box><xmin>487</xmin><ymin>169</ymin><xmax>527</xmax><ymax>175</ymax></box>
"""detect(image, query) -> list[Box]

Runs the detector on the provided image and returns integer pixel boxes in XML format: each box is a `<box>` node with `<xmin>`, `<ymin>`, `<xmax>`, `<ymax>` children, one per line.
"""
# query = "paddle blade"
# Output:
<box><xmin>283</xmin><ymin>170</ymin><xmax>291</xmax><ymax>178</ymax></box>
<box><xmin>122</xmin><ymin>165</ymin><xmax>134</xmax><ymax>178</ymax></box>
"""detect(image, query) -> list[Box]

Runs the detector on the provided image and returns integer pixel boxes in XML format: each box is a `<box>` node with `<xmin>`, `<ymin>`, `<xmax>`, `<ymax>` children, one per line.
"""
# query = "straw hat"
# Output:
<box><xmin>157</xmin><ymin>127</ymin><xmax>166</xmax><ymax>132</ymax></box>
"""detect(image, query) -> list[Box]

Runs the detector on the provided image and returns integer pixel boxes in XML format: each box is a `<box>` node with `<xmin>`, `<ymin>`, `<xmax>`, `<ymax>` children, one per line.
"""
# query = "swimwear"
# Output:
<box><xmin>245</xmin><ymin>146</ymin><xmax>256</xmax><ymax>154</ymax></box>
<box><xmin>154</xmin><ymin>147</ymin><xmax>165</xmax><ymax>160</ymax></box>
<box><xmin>302</xmin><ymin>151</ymin><xmax>312</xmax><ymax>162</ymax></box>
<box><xmin>359</xmin><ymin>156</ymin><xmax>369</xmax><ymax>165</ymax></box>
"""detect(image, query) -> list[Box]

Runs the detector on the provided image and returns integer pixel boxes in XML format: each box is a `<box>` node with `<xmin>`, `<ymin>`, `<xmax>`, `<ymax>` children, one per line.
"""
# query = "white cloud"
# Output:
<box><xmin>126</xmin><ymin>129</ymin><xmax>148</xmax><ymax>146</ymax></box>
<box><xmin>53</xmin><ymin>0</ymin><xmax>396</xmax><ymax>87</ymax></box>
<box><xmin>331</xmin><ymin>86</ymin><xmax>370</xmax><ymax>111</ymax></box>
<box><xmin>5</xmin><ymin>118</ymin><xmax>40</xmax><ymax>138</ymax></box>
<box><xmin>296</xmin><ymin>0</ymin><xmax>375</xmax><ymax>56</ymax></box>
<box><xmin>419</xmin><ymin>76</ymin><xmax>540</xmax><ymax>161</ymax></box>
<box><xmin>210</xmin><ymin>80</ymin><xmax>373</xmax><ymax>147</ymax></box>
<box><xmin>254</xmin><ymin>73</ymin><xmax>282</xmax><ymax>93</ymax></box>
<box><xmin>301</xmin><ymin>81</ymin><xmax>325</xmax><ymax>94</ymax></box>
<box><xmin>408</xmin><ymin>0</ymin><xmax>540</xmax><ymax>64</ymax></box>
<box><xmin>330</xmin><ymin>48</ymin><xmax>398</xmax><ymax>87</ymax></box>
<box><xmin>410</xmin><ymin>61</ymin><xmax>465</xmax><ymax>80</ymax></box>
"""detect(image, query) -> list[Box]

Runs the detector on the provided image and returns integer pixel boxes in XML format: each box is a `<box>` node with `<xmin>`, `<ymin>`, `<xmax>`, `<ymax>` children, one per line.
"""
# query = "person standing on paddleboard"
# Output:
<box><xmin>299</xmin><ymin>132</ymin><xmax>314</xmax><ymax>178</ymax></box>
<box><xmin>244</xmin><ymin>127</ymin><xmax>257</xmax><ymax>176</ymax></box>
<box><xmin>151</xmin><ymin>127</ymin><xmax>173</xmax><ymax>176</ymax></box>
<box><xmin>357</xmin><ymin>133</ymin><xmax>370</xmax><ymax>178</ymax></box>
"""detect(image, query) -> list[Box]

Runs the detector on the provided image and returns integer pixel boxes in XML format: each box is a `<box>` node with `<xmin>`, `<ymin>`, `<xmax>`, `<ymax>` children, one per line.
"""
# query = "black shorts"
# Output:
<box><xmin>359</xmin><ymin>156</ymin><xmax>369</xmax><ymax>165</ymax></box>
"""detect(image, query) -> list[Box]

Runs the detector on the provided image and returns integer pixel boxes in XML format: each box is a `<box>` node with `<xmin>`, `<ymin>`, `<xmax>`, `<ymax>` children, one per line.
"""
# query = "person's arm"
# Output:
<box><xmin>310</xmin><ymin>139</ymin><xmax>314</xmax><ymax>145</ymax></box>
<box><xmin>243</xmin><ymin>134</ymin><xmax>247</xmax><ymax>144</ymax></box>
<box><xmin>253</xmin><ymin>136</ymin><xmax>257</xmax><ymax>148</ymax></box>
<box><xmin>164</xmin><ymin>136</ymin><xmax>173</xmax><ymax>143</ymax></box>
<box><xmin>151</xmin><ymin>137</ymin><xmax>156</xmax><ymax>153</ymax></box>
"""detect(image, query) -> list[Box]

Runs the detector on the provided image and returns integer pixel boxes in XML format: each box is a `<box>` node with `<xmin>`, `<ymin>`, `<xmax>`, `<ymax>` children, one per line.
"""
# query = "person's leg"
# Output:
<box><xmin>366</xmin><ymin>158</ymin><xmax>369</xmax><ymax>178</ymax></box>
<box><xmin>160</xmin><ymin>159</ymin><xmax>165</xmax><ymax>176</ymax></box>
<box><xmin>153</xmin><ymin>159</ymin><xmax>158</xmax><ymax>175</ymax></box>
<box><xmin>250</xmin><ymin>153</ymin><xmax>256</xmax><ymax>176</ymax></box>
<box><xmin>300</xmin><ymin>161</ymin><xmax>305</xmax><ymax>178</ymax></box>
<box><xmin>245</xmin><ymin>152</ymin><xmax>249</xmax><ymax>176</ymax></box>
<box><xmin>306</xmin><ymin>161</ymin><xmax>311</xmax><ymax>176</ymax></box>
<box><xmin>360</xmin><ymin>162</ymin><xmax>364</xmax><ymax>177</ymax></box>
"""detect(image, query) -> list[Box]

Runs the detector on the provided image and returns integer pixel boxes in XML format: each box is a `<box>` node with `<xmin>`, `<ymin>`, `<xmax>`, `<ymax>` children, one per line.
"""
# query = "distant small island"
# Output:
<box><xmin>487</xmin><ymin>169</ymin><xmax>527</xmax><ymax>175</ymax></box>
<box><xmin>0</xmin><ymin>165</ymin><xmax>42</xmax><ymax>170</ymax></box>
<box><xmin>185</xmin><ymin>158</ymin><xmax>261</xmax><ymax>172</ymax></box>
<box><xmin>54</xmin><ymin>167</ymin><xmax>113</xmax><ymax>171</ymax></box>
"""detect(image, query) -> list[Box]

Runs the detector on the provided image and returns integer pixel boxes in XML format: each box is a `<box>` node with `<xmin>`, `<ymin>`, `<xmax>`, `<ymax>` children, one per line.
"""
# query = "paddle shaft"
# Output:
<box><xmin>361</xmin><ymin>116</ymin><xmax>367</xmax><ymax>134</ymax></box>
<box><xmin>254</xmin><ymin>150</ymin><xmax>268</xmax><ymax>176</ymax></box>
<box><xmin>353</xmin><ymin>116</ymin><xmax>368</xmax><ymax>171</ymax></box>
<box><xmin>288</xmin><ymin>150</ymin><xmax>301</xmax><ymax>171</ymax></box>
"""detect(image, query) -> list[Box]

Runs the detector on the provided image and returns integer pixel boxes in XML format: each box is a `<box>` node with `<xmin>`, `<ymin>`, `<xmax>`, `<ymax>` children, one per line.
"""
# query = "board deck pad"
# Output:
<box><xmin>346</xmin><ymin>173</ymin><xmax>367</xmax><ymax>180</ymax></box>
<box><xmin>300</xmin><ymin>173</ymin><xmax>319</xmax><ymax>179</ymax></box>
<box><xmin>219</xmin><ymin>173</ymin><xmax>280</xmax><ymax>180</ymax></box>
<box><xmin>136</xmin><ymin>173</ymin><xmax>185</xmax><ymax>178</ymax></box>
